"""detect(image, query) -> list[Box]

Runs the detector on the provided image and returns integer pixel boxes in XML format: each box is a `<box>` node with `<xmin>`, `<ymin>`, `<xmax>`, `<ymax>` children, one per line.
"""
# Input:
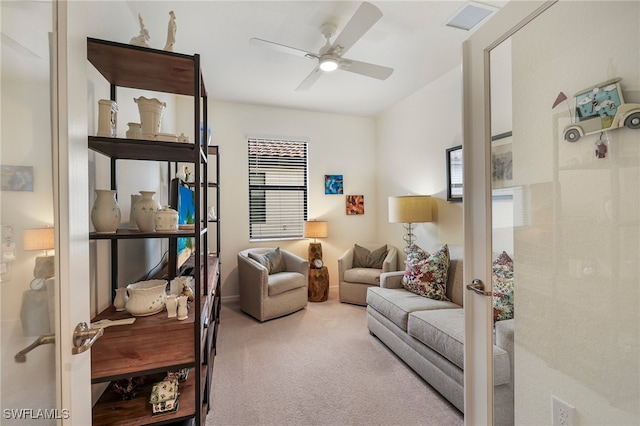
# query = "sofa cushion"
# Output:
<box><xmin>367</xmin><ymin>287</ymin><xmax>459</xmax><ymax>331</ymax></box>
<box><xmin>353</xmin><ymin>244</ymin><xmax>388</xmax><ymax>269</ymax></box>
<box><xmin>268</xmin><ymin>271</ymin><xmax>305</xmax><ymax>296</ymax></box>
<box><xmin>402</xmin><ymin>244</ymin><xmax>450</xmax><ymax>301</ymax></box>
<box><xmin>407</xmin><ymin>309</ymin><xmax>511</xmax><ymax>386</ymax></box>
<box><xmin>248</xmin><ymin>247</ymin><xmax>286</xmax><ymax>275</ymax></box>
<box><xmin>344</xmin><ymin>267</ymin><xmax>382</xmax><ymax>285</ymax></box>
<box><xmin>446</xmin><ymin>256</ymin><xmax>464</xmax><ymax>307</ymax></box>
<box><xmin>408</xmin><ymin>309</ymin><xmax>465</xmax><ymax>369</ymax></box>
<box><xmin>492</xmin><ymin>251</ymin><xmax>514</xmax><ymax>321</ymax></box>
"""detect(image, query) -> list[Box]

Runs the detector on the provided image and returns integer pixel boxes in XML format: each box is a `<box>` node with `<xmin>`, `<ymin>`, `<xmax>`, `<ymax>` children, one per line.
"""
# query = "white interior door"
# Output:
<box><xmin>462</xmin><ymin>2</ymin><xmax>556</xmax><ymax>425</ymax></box>
<box><xmin>1</xmin><ymin>2</ymin><xmax>92</xmax><ymax>424</ymax></box>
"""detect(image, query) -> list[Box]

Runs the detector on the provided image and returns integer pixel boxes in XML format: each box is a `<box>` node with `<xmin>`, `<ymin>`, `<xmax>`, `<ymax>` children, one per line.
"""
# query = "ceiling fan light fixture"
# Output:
<box><xmin>319</xmin><ymin>56</ymin><xmax>339</xmax><ymax>72</ymax></box>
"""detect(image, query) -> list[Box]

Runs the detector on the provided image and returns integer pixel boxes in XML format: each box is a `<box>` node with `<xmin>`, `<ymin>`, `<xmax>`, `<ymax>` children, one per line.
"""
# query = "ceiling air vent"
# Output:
<box><xmin>445</xmin><ymin>2</ymin><xmax>497</xmax><ymax>31</ymax></box>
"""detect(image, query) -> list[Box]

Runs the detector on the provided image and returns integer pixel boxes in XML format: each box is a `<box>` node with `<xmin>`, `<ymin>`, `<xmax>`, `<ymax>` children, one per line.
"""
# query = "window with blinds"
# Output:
<box><xmin>248</xmin><ymin>137</ymin><xmax>308</xmax><ymax>240</ymax></box>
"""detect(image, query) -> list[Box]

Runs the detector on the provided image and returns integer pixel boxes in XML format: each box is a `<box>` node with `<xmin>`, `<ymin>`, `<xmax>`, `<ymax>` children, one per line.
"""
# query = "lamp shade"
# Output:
<box><xmin>303</xmin><ymin>221</ymin><xmax>328</xmax><ymax>239</ymax></box>
<box><xmin>23</xmin><ymin>228</ymin><xmax>55</xmax><ymax>251</ymax></box>
<box><xmin>388</xmin><ymin>195</ymin><xmax>433</xmax><ymax>223</ymax></box>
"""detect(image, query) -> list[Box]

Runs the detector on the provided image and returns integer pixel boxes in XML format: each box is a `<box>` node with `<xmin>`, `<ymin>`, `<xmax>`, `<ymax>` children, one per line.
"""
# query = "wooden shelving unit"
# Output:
<box><xmin>87</xmin><ymin>38</ymin><xmax>221</xmax><ymax>425</ymax></box>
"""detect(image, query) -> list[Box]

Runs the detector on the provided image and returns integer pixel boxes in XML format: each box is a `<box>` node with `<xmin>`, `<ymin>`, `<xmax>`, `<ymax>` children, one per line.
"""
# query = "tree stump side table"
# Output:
<box><xmin>308</xmin><ymin>266</ymin><xmax>329</xmax><ymax>302</ymax></box>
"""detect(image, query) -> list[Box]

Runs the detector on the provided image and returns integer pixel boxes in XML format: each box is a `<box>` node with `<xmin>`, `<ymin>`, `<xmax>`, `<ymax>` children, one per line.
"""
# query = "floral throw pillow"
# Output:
<box><xmin>493</xmin><ymin>251</ymin><xmax>514</xmax><ymax>321</ymax></box>
<box><xmin>401</xmin><ymin>244</ymin><xmax>450</xmax><ymax>301</ymax></box>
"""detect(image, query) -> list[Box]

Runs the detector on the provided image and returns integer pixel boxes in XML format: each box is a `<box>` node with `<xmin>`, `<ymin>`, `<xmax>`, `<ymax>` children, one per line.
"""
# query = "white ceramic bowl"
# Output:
<box><xmin>125</xmin><ymin>279</ymin><xmax>167</xmax><ymax>316</ymax></box>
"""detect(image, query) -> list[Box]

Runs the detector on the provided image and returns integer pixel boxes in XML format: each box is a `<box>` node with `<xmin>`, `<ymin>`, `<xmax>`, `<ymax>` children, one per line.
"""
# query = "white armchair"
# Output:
<box><xmin>237</xmin><ymin>247</ymin><xmax>309</xmax><ymax>322</ymax></box>
<box><xmin>338</xmin><ymin>244</ymin><xmax>398</xmax><ymax>305</ymax></box>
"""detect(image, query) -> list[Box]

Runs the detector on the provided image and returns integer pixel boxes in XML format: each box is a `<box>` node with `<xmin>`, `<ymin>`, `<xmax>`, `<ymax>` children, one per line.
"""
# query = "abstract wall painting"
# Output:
<box><xmin>1</xmin><ymin>165</ymin><xmax>34</xmax><ymax>192</ymax></box>
<box><xmin>324</xmin><ymin>175</ymin><xmax>343</xmax><ymax>194</ymax></box>
<box><xmin>346</xmin><ymin>195</ymin><xmax>364</xmax><ymax>215</ymax></box>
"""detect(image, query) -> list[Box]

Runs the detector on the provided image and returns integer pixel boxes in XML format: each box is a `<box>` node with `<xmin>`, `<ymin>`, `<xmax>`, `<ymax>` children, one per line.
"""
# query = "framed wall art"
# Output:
<box><xmin>446</xmin><ymin>145</ymin><xmax>463</xmax><ymax>202</ymax></box>
<box><xmin>346</xmin><ymin>195</ymin><xmax>364</xmax><ymax>215</ymax></box>
<box><xmin>1</xmin><ymin>165</ymin><xmax>34</xmax><ymax>192</ymax></box>
<box><xmin>491</xmin><ymin>132</ymin><xmax>513</xmax><ymax>189</ymax></box>
<box><xmin>324</xmin><ymin>174</ymin><xmax>343</xmax><ymax>194</ymax></box>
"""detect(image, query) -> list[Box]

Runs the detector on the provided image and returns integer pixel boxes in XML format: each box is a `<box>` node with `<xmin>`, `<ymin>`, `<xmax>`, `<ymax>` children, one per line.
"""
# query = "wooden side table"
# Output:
<box><xmin>308</xmin><ymin>266</ymin><xmax>329</xmax><ymax>302</ymax></box>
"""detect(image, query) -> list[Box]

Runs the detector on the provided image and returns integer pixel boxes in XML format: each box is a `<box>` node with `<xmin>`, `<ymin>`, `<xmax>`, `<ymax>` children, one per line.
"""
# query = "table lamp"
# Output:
<box><xmin>24</xmin><ymin>227</ymin><xmax>55</xmax><ymax>279</ymax></box>
<box><xmin>388</xmin><ymin>195</ymin><xmax>433</xmax><ymax>253</ymax></box>
<box><xmin>303</xmin><ymin>220</ymin><xmax>328</xmax><ymax>269</ymax></box>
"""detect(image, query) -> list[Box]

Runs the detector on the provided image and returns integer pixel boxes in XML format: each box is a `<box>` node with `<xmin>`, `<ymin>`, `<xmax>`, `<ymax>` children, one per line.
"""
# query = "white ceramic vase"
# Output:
<box><xmin>128</xmin><ymin>194</ymin><xmax>143</xmax><ymax>230</ymax></box>
<box><xmin>133</xmin><ymin>191</ymin><xmax>162</xmax><ymax>232</ymax></box>
<box><xmin>125</xmin><ymin>122</ymin><xmax>142</xmax><ymax>139</ymax></box>
<box><xmin>134</xmin><ymin>96</ymin><xmax>166</xmax><ymax>139</ymax></box>
<box><xmin>91</xmin><ymin>189</ymin><xmax>121</xmax><ymax>233</ymax></box>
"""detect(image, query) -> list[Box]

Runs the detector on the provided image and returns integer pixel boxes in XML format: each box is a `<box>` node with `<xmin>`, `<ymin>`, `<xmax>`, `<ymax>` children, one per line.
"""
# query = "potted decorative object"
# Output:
<box><xmin>134</xmin><ymin>96</ymin><xmax>166</xmax><ymax>139</ymax></box>
<box><xmin>110</xmin><ymin>375</ymin><xmax>146</xmax><ymax>400</ymax></box>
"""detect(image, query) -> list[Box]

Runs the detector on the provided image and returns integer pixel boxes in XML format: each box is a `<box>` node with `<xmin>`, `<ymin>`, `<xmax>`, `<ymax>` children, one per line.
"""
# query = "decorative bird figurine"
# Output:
<box><xmin>130</xmin><ymin>14</ymin><xmax>150</xmax><ymax>48</ymax></box>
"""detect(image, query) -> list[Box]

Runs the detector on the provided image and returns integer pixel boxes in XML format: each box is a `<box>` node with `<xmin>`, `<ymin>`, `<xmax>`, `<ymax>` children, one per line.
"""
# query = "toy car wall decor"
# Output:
<box><xmin>559</xmin><ymin>78</ymin><xmax>640</xmax><ymax>142</ymax></box>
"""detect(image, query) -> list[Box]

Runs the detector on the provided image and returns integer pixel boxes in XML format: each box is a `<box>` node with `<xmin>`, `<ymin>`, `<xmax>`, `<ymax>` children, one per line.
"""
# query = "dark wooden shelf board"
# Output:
<box><xmin>87</xmin><ymin>38</ymin><xmax>206</xmax><ymax>97</ymax></box>
<box><xmin>88</xmin><ymin>137</ymin><xmax>199</xmax><ymax>162</ymax></box>
<box><xmin>89</xmin><ymin>228</ymin><xmax>197</xmax><ymax>240</ymax></box>
<box><xmin>92</xmin><ymin>371</ymin><xmax>196</xmax><ymax>426</ymax></box>
<box><xmin>91</xmin><ymin>306</ymin><xmax>196</xmax><ymax>382</ymax></box>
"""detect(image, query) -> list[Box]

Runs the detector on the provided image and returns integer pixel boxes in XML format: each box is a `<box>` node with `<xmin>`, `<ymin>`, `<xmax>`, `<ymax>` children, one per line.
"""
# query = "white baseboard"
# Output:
<box><xmin>221</xmin><ymin>285</ymin><xmax>339</xmax><ymax>304</ymax></box>
<box><xmin>221</xmin><ymin>294</ymin><xmax>239</xmax><ymax>303</ymax></box>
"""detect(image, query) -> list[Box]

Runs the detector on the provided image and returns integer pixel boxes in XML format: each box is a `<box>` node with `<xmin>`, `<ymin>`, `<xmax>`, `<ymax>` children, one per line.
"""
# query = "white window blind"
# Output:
<box><xmin>248</xmin><ymin>137</ymin><xmax>308</xmax><ymax>240</ymax></box>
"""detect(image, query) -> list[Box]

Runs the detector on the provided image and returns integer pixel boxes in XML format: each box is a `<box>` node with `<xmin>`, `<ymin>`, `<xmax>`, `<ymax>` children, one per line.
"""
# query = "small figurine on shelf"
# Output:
<box><xmin>176</xmin><ymin>295</ymin><xmax>188</xmax><ymax>320</ymax></box>
<box><xmin>165</xmin><ymin>294</ymin><xmax>178</xmax><ymax>318</ymax></box>
<box><xmin>111</xmin><ymin>375</ymin><xmax>146</xmax><ymax>400</ymax></box>
<box><xmin>181</xmin><ymin>280</ymin><xmax>194</xmax><ymax>302</ymax></box>
<box><xmin>163</xmin><ymin>11</ymin><xmax>176</xmax><ymax>52</ymax></box>
<box><xmin>184</xmin><ymin>166</ymin><xmax>191</xmax><ymax>182</ymax></box>
<box><xmin>129</xmin><ymin>14</ymin><xmax>150</xmax><ymax>48</ymax></box>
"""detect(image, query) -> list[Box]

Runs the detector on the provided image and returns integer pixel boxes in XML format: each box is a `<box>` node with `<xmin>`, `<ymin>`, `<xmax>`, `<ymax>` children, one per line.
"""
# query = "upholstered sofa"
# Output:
<box><xmin>237</xmin><ymin>247</ymin><xmax>309</xmax><ymax>322</ymax></box>
<box><xmin>366</xmin><ymin>247</ymin><xmax>514</xmax><ymax>426</ymax></box>
<box><xmin>337</xmin><ymin>244</ymin><xmax>398</xmax><ymax>305</ymax></box>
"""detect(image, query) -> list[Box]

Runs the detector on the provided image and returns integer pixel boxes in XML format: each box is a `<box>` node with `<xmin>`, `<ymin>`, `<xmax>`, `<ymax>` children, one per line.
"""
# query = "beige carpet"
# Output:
<box><xmin>207</xmin><ymin>287</ymin><xmax>463</xmax><ymax>426</ymax></box>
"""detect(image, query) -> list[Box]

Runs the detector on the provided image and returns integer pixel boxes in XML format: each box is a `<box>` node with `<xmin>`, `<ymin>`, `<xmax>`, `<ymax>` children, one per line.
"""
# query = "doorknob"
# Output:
<box><xmin>466</xmin><ymin>279</ymin><xmax>492</xmax><ymax>296</ymax></box>
<box><xmin>72</xmin><ymin>322</ymin><xmax>103</xmax><ymax>355</ymax></box>
<box><xmin>14</xmin><ymin>333</ymin><xmax>55</xmax><ymax>363</ymax></box>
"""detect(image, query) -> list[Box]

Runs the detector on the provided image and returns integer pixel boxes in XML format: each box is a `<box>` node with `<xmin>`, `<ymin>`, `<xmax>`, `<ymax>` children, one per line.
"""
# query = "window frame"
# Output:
<box><xmin>247</xmin><ymin>136</ymin><xmax>308</xmax><ymax>241</ymax></box>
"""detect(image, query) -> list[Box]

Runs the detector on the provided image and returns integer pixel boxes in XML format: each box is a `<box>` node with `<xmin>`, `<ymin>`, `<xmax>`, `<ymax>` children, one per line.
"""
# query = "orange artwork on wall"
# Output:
<box><xmin>346</xmin><ymin>195</ymin><xmax>364</xmax><ymax>215</ymax></box>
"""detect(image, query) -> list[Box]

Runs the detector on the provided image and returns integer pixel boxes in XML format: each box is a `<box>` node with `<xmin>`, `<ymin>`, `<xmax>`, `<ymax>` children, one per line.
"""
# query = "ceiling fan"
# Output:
<box><xmin>250</xmin><ymin>2</ymin><xmax>394</xmax><ymax>91</ymax></box>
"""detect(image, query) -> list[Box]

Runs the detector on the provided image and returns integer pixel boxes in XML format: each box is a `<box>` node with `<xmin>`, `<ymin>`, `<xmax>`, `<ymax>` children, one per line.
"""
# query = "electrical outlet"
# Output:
<box><xmin>552</xmin><ymin>396</ymin><xmax>575</xmax><ymax>426</ymax></box>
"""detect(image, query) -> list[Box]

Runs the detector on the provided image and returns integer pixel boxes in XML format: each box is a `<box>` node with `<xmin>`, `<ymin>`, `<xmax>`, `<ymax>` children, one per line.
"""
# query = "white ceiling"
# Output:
<box><xmin>128</xmin><ymin>1</ymin><xmax>506</xmax><ymax>117</ymax></box>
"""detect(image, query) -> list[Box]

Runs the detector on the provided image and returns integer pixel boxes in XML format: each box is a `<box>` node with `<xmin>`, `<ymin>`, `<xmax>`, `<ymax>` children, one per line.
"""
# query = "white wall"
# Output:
<box><xmin>203</xmin><ymin>100</ymin><xmax>377</xmax><ymax>298</ymax></box>
<box><xmin>510</xmin><ymin>2</ymin><xmax>639</xmax><ymax>424</ymax></box>
<box><xmin>376</xmin><ymin>66</ymin><xmax>464</xmax><ymax>257</ymax></box>
<box><xmin>0</xmin><ymin>2</ymin><xmax>55</xmax><ymax>322</ymax></box>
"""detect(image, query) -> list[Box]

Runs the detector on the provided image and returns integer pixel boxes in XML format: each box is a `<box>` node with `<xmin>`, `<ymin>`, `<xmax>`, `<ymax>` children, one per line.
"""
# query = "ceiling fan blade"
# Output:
<box><xmin>250</xmin><ymin>37</ymin><xmax>316</xmax><ymax>59</ymax></box>
<box><xmin>296</xmin><ymin>66</ymin><xmax>323</xmax><ymax>91</ymax></box>
<box><xmin>330</xmin><ymin>2</ymin><xmax>382</xmax><ymax>56</ymax></box>
<box><xmin>340</xmin><ymin>59</ymin><xmax>394</xmax><ymax>80</ymax></box>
